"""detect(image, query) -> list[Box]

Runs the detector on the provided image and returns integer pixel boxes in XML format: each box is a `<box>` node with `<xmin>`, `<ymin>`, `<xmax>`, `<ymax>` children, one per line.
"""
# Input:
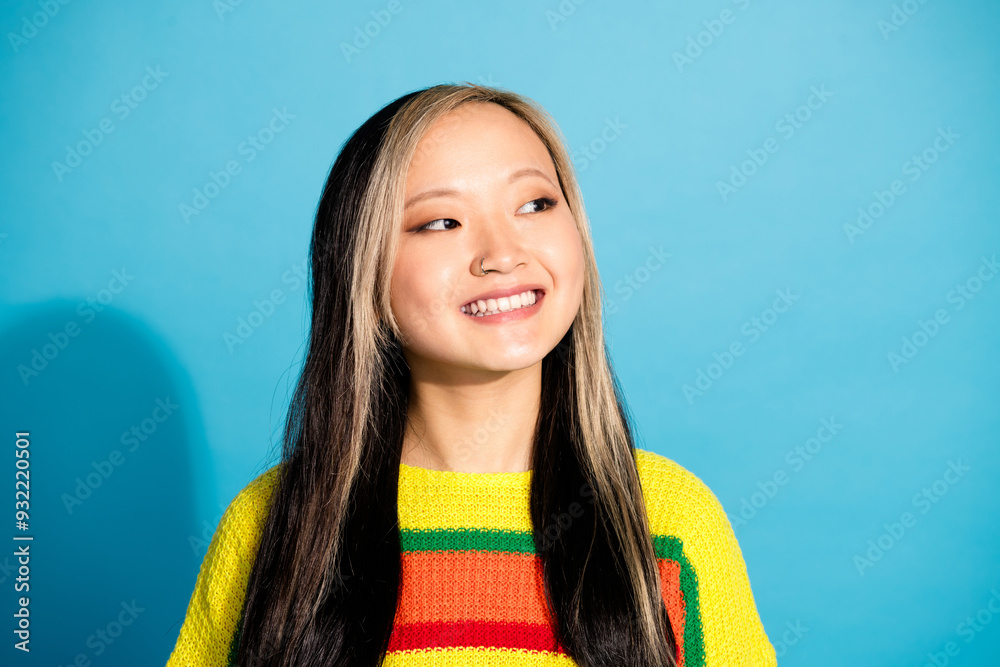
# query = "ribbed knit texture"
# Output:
<box><xmin>166</xmin><ymin>448</ymin><xmax>776</xmax><ymax>666</ymax></box>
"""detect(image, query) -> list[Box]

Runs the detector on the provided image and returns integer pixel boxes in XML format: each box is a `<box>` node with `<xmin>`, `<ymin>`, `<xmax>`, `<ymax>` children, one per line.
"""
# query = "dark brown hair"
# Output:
<box><xmin>231</xmin><ymin>82</ymin><xmax>678</xmax><ymax>667</ymax></box>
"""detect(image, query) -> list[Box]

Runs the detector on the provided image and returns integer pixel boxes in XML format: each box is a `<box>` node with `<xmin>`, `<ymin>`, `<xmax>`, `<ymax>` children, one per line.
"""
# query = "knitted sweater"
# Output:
<box><xmin>166</xmin><ymin>449</ymin><xmax>776</xmax><ymax>666</ymax></box>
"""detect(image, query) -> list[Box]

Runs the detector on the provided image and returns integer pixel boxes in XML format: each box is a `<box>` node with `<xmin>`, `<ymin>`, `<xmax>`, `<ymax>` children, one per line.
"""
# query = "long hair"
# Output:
<box><xmin>232</xmin><ymin>82</ymin><xmax>678</xmax><ymax>667</ymax></box>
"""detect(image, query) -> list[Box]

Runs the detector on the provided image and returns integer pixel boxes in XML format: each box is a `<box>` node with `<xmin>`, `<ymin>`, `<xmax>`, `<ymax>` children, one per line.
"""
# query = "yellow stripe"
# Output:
<box><xmin>635</xmin><ymin>449</ymin><xmax>777</xmax><ymax>666</ymax></box>
<box><xmin>398</xmin><ymin>463</ymin><xmax>533</xmax><ymax>532</ymax></box>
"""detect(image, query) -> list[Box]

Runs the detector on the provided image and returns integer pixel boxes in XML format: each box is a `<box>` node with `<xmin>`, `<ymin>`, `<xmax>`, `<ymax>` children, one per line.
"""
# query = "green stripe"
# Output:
<box><xmin>232</xmin><ymin>529</ymin><xmax>704</xmax><ymax>665</ymax></box>
<box><xmin>399</xmin><ymin>527</ymin><xmax>705</xmax><ymax>666</ymax></box>
<box><xmin>400</xmin><ymin>527</ymin><xmax>537</xmax><ymax>553</ymax></box>
<box><xmin>227</xmin><ymin>614</ymin><xmax>242</xmax><ymax>666</ymax></box>
<box><xmin>653</xmin><ymin>535</ymin><xmax>706</xmax><ymax>667</ymax></box>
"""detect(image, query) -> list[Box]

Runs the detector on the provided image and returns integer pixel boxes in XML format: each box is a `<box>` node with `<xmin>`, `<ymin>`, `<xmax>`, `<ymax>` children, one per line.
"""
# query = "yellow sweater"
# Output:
<box><xmin>166</xmin><ymin>448</ymin><xmax>776</xmax><ymax>666</ymax></box>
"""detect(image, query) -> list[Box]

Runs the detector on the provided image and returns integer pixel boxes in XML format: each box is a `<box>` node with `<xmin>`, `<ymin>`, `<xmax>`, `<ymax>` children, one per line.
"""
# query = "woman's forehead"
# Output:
<box><xmin>406</xmin><ymin>105</ymin><xmax>554</xmax><ymax>187</ymax></box>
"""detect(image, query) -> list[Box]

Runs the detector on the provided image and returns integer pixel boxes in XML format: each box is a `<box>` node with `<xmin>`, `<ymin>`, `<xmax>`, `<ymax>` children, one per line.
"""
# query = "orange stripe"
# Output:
<box><xmin>659</xmin><ymin>559</ymin><xmax>686</xmax><ymax>667</ymax></box>
<box><xmin>396</xmin><ymin>550</ymin><xmax>553</xmax><ymax>625</ymax></box>
<box><xmin>397</xmin><ymin>550</ymin><xmax>688</xmax><ymax>656</ymax></box>
<box><xmin>382</xmin><ymin>646</ymin><xmax>578</xmax><ymax>666</ymax></box>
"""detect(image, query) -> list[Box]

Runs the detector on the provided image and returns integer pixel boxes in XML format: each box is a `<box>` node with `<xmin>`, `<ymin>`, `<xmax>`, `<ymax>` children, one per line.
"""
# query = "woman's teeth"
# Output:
<box><xmin>461</xmin><ymin>290</ymin><xmax>538</xmax><ymax>317</ymax></box>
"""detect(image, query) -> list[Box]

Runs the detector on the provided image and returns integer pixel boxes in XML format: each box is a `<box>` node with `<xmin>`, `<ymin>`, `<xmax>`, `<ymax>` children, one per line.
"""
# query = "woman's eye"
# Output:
<box><xmin>417</xmin><ymin>218</ymin><xmax>459</xmax><ymax>232</ymax></box>
<box><xmin>414</xmin><ymin>198</ymin><xmax>556</xmax><ymax>232</ymax></box>
<box><xmin>517</xmin><ymin>197</ymin><xmax>557</xmax><ymax>214</ymax></box>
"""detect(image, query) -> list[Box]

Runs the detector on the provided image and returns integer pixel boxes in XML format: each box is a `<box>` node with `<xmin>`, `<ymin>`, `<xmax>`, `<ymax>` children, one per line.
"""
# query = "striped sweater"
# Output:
<box><xmin>166</xmin><ymin>448</ymin><xmax>776</xmax><ymax>666</ymax></box>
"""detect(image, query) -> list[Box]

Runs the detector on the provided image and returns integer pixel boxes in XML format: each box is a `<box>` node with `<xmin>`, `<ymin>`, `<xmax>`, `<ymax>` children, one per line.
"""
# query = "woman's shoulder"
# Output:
<box><xmin>223</xmin><ymin>463</ymin><xmax>283</xmax><ymax>530</ymax></box>
<box><xmin>633</xmin><ymin>449</ymin><xmax>778</xmax><ymax>665</ymax></box>
<box><xmin>201</xmin><ymin>463</ymin><xmax>283</xmax><ymax>573</ymax></box>
<box><xmin>633</xmin><ymin>447</ymin><xmax>732</xmax><ymax>541</ymax></box>
<box><xmin>166</xmin><ymin>464</ymin><xmax>285</xmax><ymax>666</ymax></box>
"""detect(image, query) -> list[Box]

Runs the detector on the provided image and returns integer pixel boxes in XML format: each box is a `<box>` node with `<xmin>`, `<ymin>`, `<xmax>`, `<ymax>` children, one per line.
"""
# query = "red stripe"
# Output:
<box><xmin>387</xmin><ymin>619</ymin><xmax>566</xmax><ymax>654</ymax></box>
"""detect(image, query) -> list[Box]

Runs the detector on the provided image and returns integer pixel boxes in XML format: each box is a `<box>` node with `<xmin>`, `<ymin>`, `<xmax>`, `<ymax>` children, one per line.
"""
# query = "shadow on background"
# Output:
<box><xmin>0</xmin><ymin>302</ymin><xmax>212</xmax><ymax>665</ymax></box>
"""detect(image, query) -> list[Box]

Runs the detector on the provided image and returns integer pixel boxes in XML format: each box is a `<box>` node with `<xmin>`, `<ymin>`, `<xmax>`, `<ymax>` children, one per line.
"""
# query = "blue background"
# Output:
<box><xmin>1</xmin><ymin>0</ymin><xmax>998</xmax><ymax>664</ymax></box>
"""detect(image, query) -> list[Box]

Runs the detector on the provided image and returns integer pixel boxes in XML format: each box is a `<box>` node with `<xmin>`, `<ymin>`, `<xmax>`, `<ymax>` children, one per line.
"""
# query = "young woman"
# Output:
<box><xmin>168</xmin><ymin>83</ymin><xmax>776</xmax><ymax>667</ymax></box>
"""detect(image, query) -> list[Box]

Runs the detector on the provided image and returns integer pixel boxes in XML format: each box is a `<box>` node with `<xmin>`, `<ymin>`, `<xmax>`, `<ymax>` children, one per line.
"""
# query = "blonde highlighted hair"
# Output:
<box><xmin>232</xmin><ymin>82</ymin><xmax>678</xmax><ymax>667</ymax></box>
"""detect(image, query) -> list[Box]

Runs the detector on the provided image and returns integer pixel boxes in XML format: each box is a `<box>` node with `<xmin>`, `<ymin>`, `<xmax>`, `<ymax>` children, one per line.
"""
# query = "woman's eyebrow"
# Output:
<box><xmin>404</xmin><ymin>187</ymin><xmax>458</xmax><ymax>211</ymax></box>
<box><xmin>404</xmin><ymin>166</ymin><xmax>557</xmax><ymax>211</ymax></box>
<box><xmin>507</xmin><ymin>166</ymin><xmax>556</xmax><ymax>188</ymax></box>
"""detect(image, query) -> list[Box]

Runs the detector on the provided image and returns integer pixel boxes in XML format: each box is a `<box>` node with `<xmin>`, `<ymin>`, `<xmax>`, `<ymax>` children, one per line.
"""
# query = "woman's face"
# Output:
<box><xmin>390</xmin><ymin>102</ymin><xmax>585</xmax><ymax>376</ymax></box>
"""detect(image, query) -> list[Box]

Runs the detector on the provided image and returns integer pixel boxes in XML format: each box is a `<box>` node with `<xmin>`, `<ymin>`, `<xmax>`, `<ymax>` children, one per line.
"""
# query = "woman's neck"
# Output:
<box><xmin>401</xmin><ymin>363</ymin><xmax>541</xmax><ymax>473</ymax></box>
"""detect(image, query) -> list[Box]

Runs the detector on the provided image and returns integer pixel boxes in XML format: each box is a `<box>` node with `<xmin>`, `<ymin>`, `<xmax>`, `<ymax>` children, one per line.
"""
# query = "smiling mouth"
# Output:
<box><xmin>460</xmin><ymin>289</ymin><xmax>543</xmax><ymax>317</ymax></box>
